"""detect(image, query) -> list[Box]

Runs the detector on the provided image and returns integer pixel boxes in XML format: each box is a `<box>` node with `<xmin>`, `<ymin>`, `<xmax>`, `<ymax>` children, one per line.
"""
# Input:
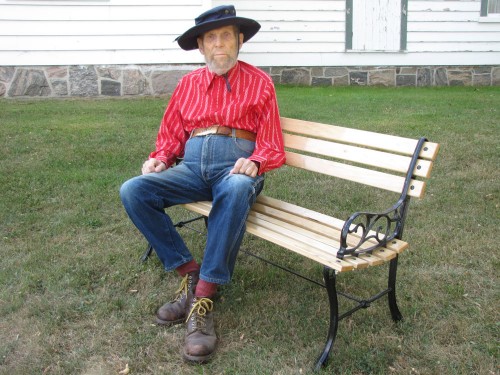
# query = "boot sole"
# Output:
<box><xmin>155</xmin><ymin>316</ymin><xmax>185</xmax><ymax>326</ymax></box>
<box><xmin>182</xmin><ymin>350</ymin><xmax>215</xmax><ymax>364</ymax></box>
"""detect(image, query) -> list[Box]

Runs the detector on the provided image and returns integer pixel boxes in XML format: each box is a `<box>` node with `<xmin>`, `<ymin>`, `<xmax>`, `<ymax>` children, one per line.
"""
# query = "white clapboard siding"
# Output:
<box><xmin>0</xmin><ymin>0</ymin><xmax>499</xmax><ymax>66</ymax></box>
<box><xmin>217</xmin><ymin>1</ymin><xmax>344</xmax><ymax>11</ymax></box>
<box><xmin>1</xmin><ymin>4</ymin><xmax>201</xmax><ymax>21</ymax></box>
<box><xmin>408</xmin><ymin>22</ymin><xmax>500</xmax><ymax>32</ymax></box>
<box><xmin>409</xmin><ymin>32</ymin><xmax>500</xmax><ymax>43</ymax></box>
<box><xmin>0</xmin><ymin>20</ymin><xmax>188</xmax><ymax>36</ymax></box>
<box><xmin>409</xmin><ymin>1</ymin><xmax>480</xmax><ymax>12</ymax></box>
<box><xmin>0</xmin><ymin>50</ymin><xmax>205</xmax><ymax>65</ymax></box>
<box><xmin>408</xmin><ymin>42</ymin><xmax>500</xmax><ymax>52</ymax></box>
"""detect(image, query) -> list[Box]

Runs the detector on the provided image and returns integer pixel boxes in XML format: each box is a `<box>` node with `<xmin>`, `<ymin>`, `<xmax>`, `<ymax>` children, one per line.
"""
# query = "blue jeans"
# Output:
<box><xmin>120</xmin><ymin>135</ymin><xmax>265</xmax><ymax>285</ymax></box>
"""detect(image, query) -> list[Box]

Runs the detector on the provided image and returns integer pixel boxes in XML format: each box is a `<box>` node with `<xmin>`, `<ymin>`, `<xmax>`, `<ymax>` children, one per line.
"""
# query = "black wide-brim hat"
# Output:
<box><xmin>175</xmin><ymin>5</ymin><xmax>261</xmax><ymax>51</ymax></box>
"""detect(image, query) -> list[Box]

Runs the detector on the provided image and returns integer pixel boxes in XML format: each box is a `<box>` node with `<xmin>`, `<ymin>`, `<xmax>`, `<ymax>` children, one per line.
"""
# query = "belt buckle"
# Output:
<box><xmin>196</xmin><ymin>126</ymin><xmax>218</xmax><ymax>137</ymax></box>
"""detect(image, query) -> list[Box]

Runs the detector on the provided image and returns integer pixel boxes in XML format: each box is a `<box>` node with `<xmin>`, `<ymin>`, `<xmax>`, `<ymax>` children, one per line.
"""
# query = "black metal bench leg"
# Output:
<box><xmin>388</xmin><ymin>255</ymin><xmax>403</xmax><ymax>321</ymax></box>
<box><xmin>314</xmin><ymin>266</ymin><xmax>339</xmax><ymax>371</ymax></box>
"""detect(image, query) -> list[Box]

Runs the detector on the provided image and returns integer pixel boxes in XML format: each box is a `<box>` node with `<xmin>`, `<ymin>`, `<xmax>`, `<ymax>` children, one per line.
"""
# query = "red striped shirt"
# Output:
<box><xmin>149</xmin><ymin>61</ymin><xmax>286</xmax><ymax>174</ymax></box>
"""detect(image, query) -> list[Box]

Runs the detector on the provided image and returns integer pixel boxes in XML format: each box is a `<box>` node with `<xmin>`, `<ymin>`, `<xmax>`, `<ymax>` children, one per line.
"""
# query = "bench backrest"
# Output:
<box><xmin>281</xmin><ymin>117</ymin><xmax>440</xmax><ymax>199</ymax></box>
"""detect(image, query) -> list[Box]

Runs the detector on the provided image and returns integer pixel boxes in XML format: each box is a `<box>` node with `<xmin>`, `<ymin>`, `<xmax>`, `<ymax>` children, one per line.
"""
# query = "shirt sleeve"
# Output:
<box><xmin>248</xmin><ymin>82</ymin><xmax>286</xmax><ymax>175</ymax></box>
<box><xmin>148</xmin><ymin>83</ymin><xmax>190</xmax><ymax>168</ymax></box>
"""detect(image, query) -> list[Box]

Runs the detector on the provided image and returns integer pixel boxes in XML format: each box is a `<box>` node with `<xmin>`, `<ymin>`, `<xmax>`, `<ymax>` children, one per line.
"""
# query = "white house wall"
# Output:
<box><xmin>0</xmin><ymin>0</ymin><xmax>499</xmax><ymax>66</ymax></box>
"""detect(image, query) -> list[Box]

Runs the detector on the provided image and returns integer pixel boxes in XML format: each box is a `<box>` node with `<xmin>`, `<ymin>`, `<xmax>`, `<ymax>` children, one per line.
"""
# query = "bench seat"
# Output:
<box><xmin>182</xmin><ymin>195</ymin><xmax>408</xmax><ymax>273</ymax></box>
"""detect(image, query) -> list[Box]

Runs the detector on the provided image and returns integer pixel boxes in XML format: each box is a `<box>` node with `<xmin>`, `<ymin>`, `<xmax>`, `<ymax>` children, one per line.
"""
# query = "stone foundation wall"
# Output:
<box><xmin>1</xmin><ymin>64</ymin><xmax>499</xmax><ymax>98</ymax></box>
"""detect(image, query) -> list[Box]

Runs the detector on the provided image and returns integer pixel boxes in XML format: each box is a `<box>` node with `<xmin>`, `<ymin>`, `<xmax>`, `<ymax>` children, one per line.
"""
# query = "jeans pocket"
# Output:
<box><xmin>233</xmin><ymin>137</ymin><xmax>255</xmax><ymax>156</ymax></box>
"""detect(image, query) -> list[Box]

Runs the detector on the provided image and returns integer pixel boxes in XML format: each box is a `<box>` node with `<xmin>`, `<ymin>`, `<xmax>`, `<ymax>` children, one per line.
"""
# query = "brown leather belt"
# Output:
<box><xmin>190</xmin><ymin>125</ymin><xmax>256</xmax><ymax>142</ymax></box>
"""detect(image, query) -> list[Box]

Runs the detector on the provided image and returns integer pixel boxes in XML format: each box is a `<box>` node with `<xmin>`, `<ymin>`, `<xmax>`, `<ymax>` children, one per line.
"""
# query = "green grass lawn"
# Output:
<box><xmin>0</xmin><ymin>86</ymin><xmax>498</xmax><ymax>374</ymax></box>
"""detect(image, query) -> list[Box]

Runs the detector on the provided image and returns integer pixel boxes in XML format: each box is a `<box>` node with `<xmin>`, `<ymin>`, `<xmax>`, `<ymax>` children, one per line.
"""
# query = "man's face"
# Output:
<box><xmin>197</xmin><ymin>25</ymin><xmax>244</xmax><ymax>75</ymax></box>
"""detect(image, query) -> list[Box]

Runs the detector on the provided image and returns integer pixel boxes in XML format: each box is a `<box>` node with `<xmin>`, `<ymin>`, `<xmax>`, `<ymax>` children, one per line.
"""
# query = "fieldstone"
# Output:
<box><xmin>473</xmin><ymin>66</ymin><xmax>491</xmax><ymax>75</ymax></box>
<box><xmin>369</xmin><ymin>69</ymin><xmax>395</xmax><ymax>86</ymax></box>
<box><xmin>123</xmin><ymin>69</ymin><xmax>149</xmax><ymax>95</ymax></box>
<box><xmin>270</xmin><ymin>66</ymin><xmax>285</xmax><ymax>75</ymax></box>
<box><xmin>69</xmin><ymin>66</ymin><xmax>98</xmax><ymax>96</ymax></box>
<box><xmin>435</xmin><ymin>68</ymin><xmax>448</xmax><ymax>86</ymax></box>
<box><xmin>417</xmin><ymin>68</ymin><xmax>432</xmax><ymax>86</ymax></box>
<box><xmin>0</xmin><ymin>83</ymin><xmax>6</xmax><ymax>97</ymax></box>
<box><xmin>492</xmin><ymin>67</ymin><xmax>500</xmax><ymax>85</ymax></box>
<box><xmin>51</xmin><ymin>80</ymin><xmax>68</xmax><ymax>96</ymax></box>
<box><xmin>101</xmin><ymin>80</ymin><xmax>121</xmax><ymax>96</ymax></box>
<box><xmin>47</xmin><ymin>66</ymin><xmax>67</xmax><ymax>79</ymax></box>
<box><xmin>281</xmin><ymin>68</ymin><xmax>311</xmax><ymax>85</ymax></box>
<box><xmin>333</xmin><ymin>75</ymin><xmax>349</xmax><ymax>86</ymax></box>
<box><xmin>97</xmin><ymin>67</ymin><xmax>122</xmax><ymax>80</ymax></box>
<box><xmin>448</xmin><ymin>70</ymin><xmax>472</xmax><ymax>86</ymax></box>
<box><xmin>270</xmin><ymin>75</ymin><xmax>281</xmax><ymax>85</ymax></box>
<box><xmin>8</xmin><ymin>69</ymin><xmax>50</xmax><ymax>96</ymax></box>
<box><xmin>151</xmin><ymin>70</ymin><xmax>188</xmax><ymax>95</ymax></box>
<box><xmin>312</xmin><ymin>77</ymin><xmax>332</xmax><ymax>86</ymax></box>
<box><xmin>397</xmin><ymin>74</ymin><xmax>416</xmax><ymax>87</ymax></box>
<box><xmin>311</xmin><ymin>67</ymin><xmax>324</xmax><ymax>77</ymax></box>
<box><xmin>0</xmin><ymin>67</ymin><xmax>15</xmax><ymax>82</ymax></box>
<box><xmin>472</xmin><ymin>74</ymin><xmax>491</xmax><ymax>86</ymax></box>
<box><xmin>397</xmin><ymin>67</ymin><xmax>417</xmax><ymax>74</ymax></box>
<box><xmin>349</xmin><ymin>71</ymin><xmax>368</xmax><ymax>86</ymax></box>
<box><xmin>259</xmin><ymin>66</ymin><xmax>271</xmax><ymax>75</ymax></box>
<box><xmin>325</xmin><ymin>67</ymin><xmax>349</xmax><ymax>77</ymax></box>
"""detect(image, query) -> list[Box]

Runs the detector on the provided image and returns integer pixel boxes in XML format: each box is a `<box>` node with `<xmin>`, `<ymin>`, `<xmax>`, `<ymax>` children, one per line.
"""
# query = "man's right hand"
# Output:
<box><xmin>142</xmin><ymin>158</ymin><xmax>167</xmax><ymax>175</ymax></box>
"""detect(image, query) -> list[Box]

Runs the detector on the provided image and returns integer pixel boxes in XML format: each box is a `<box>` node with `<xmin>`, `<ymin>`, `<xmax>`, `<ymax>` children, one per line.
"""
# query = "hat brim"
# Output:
<box><xmin>175</xmin><ymin>17</ymin><xmax>261</xmax><ymax>51</ymax></box>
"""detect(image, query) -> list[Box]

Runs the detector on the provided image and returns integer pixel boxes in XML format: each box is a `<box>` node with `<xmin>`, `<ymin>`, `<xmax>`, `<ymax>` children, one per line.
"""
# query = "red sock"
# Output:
<box><xmin>195</xmin><ymin>279</ymin><xmax>217</xmax><ymax>299</ymax></box>
<box><xmin>175</xmin><ymin>259</ymin><xmax>200</xmax><ymax>277</ymax></box>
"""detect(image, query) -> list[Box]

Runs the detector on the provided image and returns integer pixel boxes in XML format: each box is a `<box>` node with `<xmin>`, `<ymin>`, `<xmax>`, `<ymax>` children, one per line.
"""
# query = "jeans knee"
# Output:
<box><xmin>119</xmin><ymin>177</ymin><xmax>145</xmax><ymax>207</ymax></box>
<box><xmin>217</xmin><ymin>175</ymin><xmax>261</xmax><ymax>209</ymax></box>
<box><xmin>119</xmin><ymin>179</ymin><xmax>133</xmax><ymax>203</ymax></box>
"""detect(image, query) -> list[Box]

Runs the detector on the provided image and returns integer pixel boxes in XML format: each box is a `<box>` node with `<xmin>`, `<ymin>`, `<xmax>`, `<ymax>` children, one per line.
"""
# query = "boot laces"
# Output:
<box><xmin>186</xmin><ymin>297</ymin><xmax>213</xmax><ymax>328</ymax></box>
<box><xmin>173</xmin><ymin>274</ymin><xmax>191</xmax><ymax>302</ymax></box>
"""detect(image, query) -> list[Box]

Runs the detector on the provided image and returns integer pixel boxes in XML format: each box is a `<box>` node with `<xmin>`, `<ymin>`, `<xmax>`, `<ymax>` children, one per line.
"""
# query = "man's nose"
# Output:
<box><xmin>214</xmin><ymin>35</ymin><xmax>224</xmax><ymax>46</ymax></box>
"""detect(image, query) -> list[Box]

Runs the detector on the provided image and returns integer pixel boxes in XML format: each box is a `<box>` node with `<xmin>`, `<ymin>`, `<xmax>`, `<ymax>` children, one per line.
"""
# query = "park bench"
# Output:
<box><xmin>143</xmin><ymin>117</ymin><xmax>439</xmax><ymax>371</ymax></box>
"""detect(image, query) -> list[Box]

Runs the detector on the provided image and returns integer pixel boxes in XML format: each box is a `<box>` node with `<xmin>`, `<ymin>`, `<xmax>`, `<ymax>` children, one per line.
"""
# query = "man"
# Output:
<box><xmin>120</xmin><ymin>5</ymin><xmax>285</xmax><ymax>364</ymax></box>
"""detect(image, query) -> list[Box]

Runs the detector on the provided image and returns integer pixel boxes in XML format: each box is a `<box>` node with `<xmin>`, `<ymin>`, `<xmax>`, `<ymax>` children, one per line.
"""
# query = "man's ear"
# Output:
<box><xmin>238</xmin><ymin>33</ymin><xmax>244</xmax><ymax>50</ymax></box>
<box><xmin>197</xmin><ymin>37</ymin><xmax>205</xmax><ymax>55</ymax></box>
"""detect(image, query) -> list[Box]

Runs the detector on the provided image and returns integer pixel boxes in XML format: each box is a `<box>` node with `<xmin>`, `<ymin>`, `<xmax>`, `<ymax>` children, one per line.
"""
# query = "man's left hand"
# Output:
<box><xmin>230</xmin><ymin>158</ymin><xmax>259</xmax><ymax>178</ymax></box>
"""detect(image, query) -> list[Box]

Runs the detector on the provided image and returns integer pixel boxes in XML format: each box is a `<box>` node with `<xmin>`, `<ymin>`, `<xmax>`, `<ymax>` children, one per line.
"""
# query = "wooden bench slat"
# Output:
<box><xmin>249</xmin><ymin>211</ymin><xmax>398</xmax><ymax>268</ymax></box>
<box><xmin>245</xmin><ymin>216</ymin><xmax>354</xmax><ymax>272</ymax></box>
<box><xmin>249</xmin><ymin>210</ymin><xmax>397</xmax><ymax>268</ymax></box>
<box><xmin>285</xmin><ymin>151</ymin><xmax>426</xmax><ymax>198</ymax></box>
<box><xmin>284</xmin><ymin>133</ymin><xmax>434</xmax><ymax>178</ymax></box>
<box><xmin>256</xmin><ymin>196</ymin><xmax>409</xmax><ymax>254</ymax></box>
<box><xmin>249</xmin><ymin>213</ymin><xmax>394</xmax><ymax>269</ymax></box>
<box><xmin>358</xmin><ymin>252</ymin><xmax>385</xmax><ymax>266</ymax></box>
<box><xmin>181</xmin><ymin>200</ymin><xmax>402</xmax><ymax>270</ymax></box>
<box><xmin>257</xmin><ymin>195</ymin><xmax>346</xmax><ymax>229</ymax></box>
<box><xmin>281</xmin><ymin>117</ymin><xmax>439</xmax><ymax>161</ymax></box>
<box><xmin>252</xmin><ymin>202</ymin><xmax>397</xmax><ymax>256</ymax></box>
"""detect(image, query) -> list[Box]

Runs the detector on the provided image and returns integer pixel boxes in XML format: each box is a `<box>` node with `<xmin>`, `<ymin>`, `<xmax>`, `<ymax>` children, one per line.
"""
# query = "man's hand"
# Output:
<box><xmin>230</xmin><ymin>158</ymin><xmax>259</xmax><ymax>178</ymax></box>
<box><xmin>142</xmin><ymin>158</ymin><xmax>167</xmax><ymax>175</ymax></box>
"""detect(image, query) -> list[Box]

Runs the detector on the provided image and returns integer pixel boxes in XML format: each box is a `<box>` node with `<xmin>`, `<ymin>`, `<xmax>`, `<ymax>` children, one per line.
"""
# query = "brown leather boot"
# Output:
<box><xmin>156</xmin><ymin>271</ymin><xmax>199</xmax><ymax>326</ymax></box>
<box><xmin>182</xmin><ymin>297</ymin><xmax>217</xmax><ymax>363</ymax></box>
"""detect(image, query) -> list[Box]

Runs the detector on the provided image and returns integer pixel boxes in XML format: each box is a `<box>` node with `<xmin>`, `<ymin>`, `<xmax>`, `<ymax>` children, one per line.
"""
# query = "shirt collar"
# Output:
<box><xmin>202</xmin><ymin>61</ymin><xmax>240</xmax><ymax>93</ymax></box>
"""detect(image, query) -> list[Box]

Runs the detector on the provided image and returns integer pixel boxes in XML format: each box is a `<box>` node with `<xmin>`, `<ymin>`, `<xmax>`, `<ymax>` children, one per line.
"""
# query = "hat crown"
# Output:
<box><xmin>195</xmin><ymin>5</ymin><xmax>237</xmax><ymax>26</ymax></box>
<box><xmin>176</xmin><ymin>5</ymin><xmax>260</xmax><ymax>50</ymax></box>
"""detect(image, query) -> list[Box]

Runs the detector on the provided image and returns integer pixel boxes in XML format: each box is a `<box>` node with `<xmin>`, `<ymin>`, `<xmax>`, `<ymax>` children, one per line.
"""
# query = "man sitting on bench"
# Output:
<box><xmin>119</xmin><ymin>5</ymin><xmax>285</xmax><ymax>364</ymax></box>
